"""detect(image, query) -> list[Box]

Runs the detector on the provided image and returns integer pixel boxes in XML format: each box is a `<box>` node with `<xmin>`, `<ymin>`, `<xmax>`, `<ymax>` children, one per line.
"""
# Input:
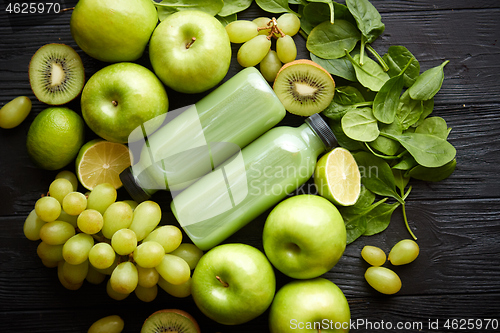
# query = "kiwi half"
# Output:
<box><xmin>273</xmin><ymin>59</ymin><xmax>335</xmax><ymax>116</ymax></box>
<box><xmin>141</xmin><ymin>309</ymin><xmax>200</xmax><ymax>333</ymax></box>
<box><xmin>29</xmin><ymin>43</ymin><xmax>85</xmax><ymax>105</ymax></box>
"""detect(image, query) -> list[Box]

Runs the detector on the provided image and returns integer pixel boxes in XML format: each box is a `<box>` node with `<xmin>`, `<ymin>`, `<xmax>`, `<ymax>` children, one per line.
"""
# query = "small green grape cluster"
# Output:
<box><xmin>225</xmin><ymin>13</ymin><xmax>301</xmax><ymax>82</ymax></box>
<box><xmin>23</xmin><ymin>171</ymin><xmax>204</xmax><ymax>302</ymax></box>
<box><xmin>361</xmin><ymin>239</ymin><xmax>419</xmax><ymax>295</ymax></box>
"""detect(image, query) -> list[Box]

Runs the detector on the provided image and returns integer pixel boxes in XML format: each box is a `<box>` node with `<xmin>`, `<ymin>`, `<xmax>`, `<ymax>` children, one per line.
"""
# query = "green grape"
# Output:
<box><xmin>110</xmin><ymin>261</ymin><xmax>138</xmax><ymax>295</ymax></box>
<box><xmin>128</xmin><ymin>201</ymin><xmax>162</xmax><ymax>241</ymax></box>
<box><xmin>62</xmin><ymin>260</ymin><xmax>89</xmax><ymax>285</ymax></box>
<box><xmin>170</xmin><ymin>243</ymin><xmax>204</xmax><ymax>270</ymax></box>
<box><xmin>48</xmin><ymin>178</ymin><xmax>74</xmax><ymax>205</ymax></box>
<box><xmin>23</xmin><ymin>209</ymin><xmax>46</xmax><ymax>241</ymax></box>
<box><xmin>361</xmin><ymin>245</ymin><xmax>386</xmax><ymax>266</ymax></box>
<box><xmin>237</xmin><ymin>35</ymin><xmax>272</xmax><ymax>68</ymax></box>
<box><xmin>259</xmin><ymin>50</ymin><xmax>282</xmax><ymax>83</ymax></box>
<box><xmin>63</xmin><ymin>233</ymin><xmax>94</xmax><ymax>265</ymax></box>
<box><xmin>35</xmin><ymin>196</ymin><xmax>61</xmax><ymax>222</ymax></box>
<box><xmin>106</xmin><ymin>279</ymin><xmax>129</xmax><ymax>301</ymax></box>
<box><xmin>86</xmin><ymin>265</ymin><xmax>106</xmax><ymax>285</ymax></box>
<box><xmin>62</xmin><ymin>192</ymin><xmax>87</xmax><ymax>216</ymax></box>
<box><xmin>155</xmin><ymin>254</ymin><xmax>190</xmax><ymax>285</ymax></box>
<box><xmin>94</xmin><ymin>253</ymin><xmax>120</xmax><ymax>275</ymax></box>
<box><xmin>158</xmin><ymin>276</ymin><xmax>192</xmax><ymax>298</ymax></box>
<box><xmin>39</xmin><ymin>220</ymin><xmax>75</xmax><ymax>245</ymax></box>
<box><xmin>123</xmin><ymin>200</ymin><xmax>138</xmax><ymax>211</ymax></box>
<box><xmin>253</xmin><ymin>17</ymin><xmax>272</xmax><ymax>35</ymax></box>
<box><xmin>277</xmin><ymin>13</ymin><xmax>301</xmax><ymax>36</ymax></box>
<box><xmin>57</xmin><ymin>209</ymin><xmax>78</xmax><ymax>227</ymax></box>
<box><xmin>77</xmin><ymin>209</ymin><xmax>103</xmax><ymax>234</ymax></box>
<box><xmin>88</xmin><ymin>315</ymin><xmax>124</xmax><ymax>333</ymax></box>
<box><xmin>388</xmin><ymin>239</ymin><xmax>419</xmax><ymax>265</ymax></box>
<box><xmin>111</xmin><ymin>229</ymin><xmax>138</xmax><ymax>255</ymax></box>
<box><xmin>133</xmin><ymin>241</ymin><xmax>165</xmax><ymax>268</ymax></box>
<box><xmin>41</xmin><ymin>259</ymin><xmax>59</xmax><ymax>268</ymax></box>
<box><xmin>135</xmin><ymin>284</ymin><xmax>158</xmax><ymax>303</ymax></box>
<box><xmin>55</xmin><ymin>170</ymin><xmax>79</xmax><ymax>191</ymax></box>
<box><xmin>89</xmin><ymin>242</ymin><xmax>116</xmax><ymax>270</ymax></box>
<box><xmin>143</xmin><ymin>225</ymin><xmax>182</xmax><ymax>253</ymax></box>
<box><xmin>37</xmin><ymin>241</ymin><xmax>64</xmax><ymax>262</ymax></box>
<box><xmin>101</xmin><ymin>202</ymin><xmax>133</xmax><ymax>239</ymax></box>
<box><xmin>137</xmin><ymin>265</ymin><xmax>160</xmax><ymax>288</ymax></box>
<box><xmin>87</xmin><ymin>183</ymin><xmax>117</xmax><ymax>214</ymax></box>
<box><xmin>365</xmin><ymin>266</ymin><xmax>402</xmax><ymax>295</ymax></box>
<box><xmin>57</xmin><ymin>261</ymin><xmax>83</xmax><ymax>290</ymax></box>
<box><xmin>225</xmin><ymin>20</ymin><xmax>259</xmax><ymax>43</ymax></box>
<box><xmin>0</xmin><ymin>96</ymin><xmax>31</xmax><ymax>129</ymax></box>
<box><xmin>276</xmin><ymin>35</ymin><xmax>297</xmax><ymax>63</ymax></box>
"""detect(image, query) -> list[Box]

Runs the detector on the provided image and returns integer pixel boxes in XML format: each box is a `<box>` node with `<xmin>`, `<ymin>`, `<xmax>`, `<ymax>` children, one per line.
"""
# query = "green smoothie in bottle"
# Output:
<box><xmin>171</xmin><ymin>113</ymin><xmax>337</xmax><ymax>250</ymax></box>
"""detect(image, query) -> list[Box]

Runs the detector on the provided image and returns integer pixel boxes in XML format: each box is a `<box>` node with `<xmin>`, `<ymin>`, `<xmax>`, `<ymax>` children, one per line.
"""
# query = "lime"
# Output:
<box><xmin>26</xmin><ymin>107</ymin><xmax>85</xmax><ymax>170</ymax></box>
<box><xmin>314</xmin><ymin>147</ymin><xmax>361</xmax><ymax>206</ymax></box>
<box><xmin>76</xmin><ymin>139</ymin><xmax>131</xmax><ymax>190</ymax></box>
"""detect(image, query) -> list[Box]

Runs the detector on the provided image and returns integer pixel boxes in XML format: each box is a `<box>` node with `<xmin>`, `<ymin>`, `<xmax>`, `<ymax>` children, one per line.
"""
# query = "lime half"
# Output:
<box><xmin>76</xmin><ymin>139</ymin><xmax>131</xmax><ymax>190</ymax></box>
<box><xmin>314</xmin><ymin>147</ymin><xmax>361</xmax><ymax>206</ymax></box>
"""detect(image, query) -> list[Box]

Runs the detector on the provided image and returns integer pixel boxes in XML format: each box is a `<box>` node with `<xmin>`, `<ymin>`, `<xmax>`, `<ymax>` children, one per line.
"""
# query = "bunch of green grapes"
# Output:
<box><xmin>226</xmin><ymin>13</ymin><xmax>301</xmax><ymax>82</ymax></box>
<box><xmin>23</xmin><ymin>172</ymin><xmax>204</xmax><ymax>302</ymax></box>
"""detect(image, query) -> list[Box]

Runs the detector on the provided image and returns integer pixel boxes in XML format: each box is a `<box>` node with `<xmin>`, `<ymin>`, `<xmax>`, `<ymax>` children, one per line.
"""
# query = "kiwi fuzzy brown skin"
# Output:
<box><xmin>273</xmin><ymin>59</ymin><xmax>335</xmax><ymax>117</ymax></box>
<box><xmin>141</xmin><ymin>309</ymin><xmax>201</xmax><ymax>333</ymax></box>
<box><xmin>28</xmin><ymin>43</ymin><xmax>85</xmax><ymax>106</ymax></box>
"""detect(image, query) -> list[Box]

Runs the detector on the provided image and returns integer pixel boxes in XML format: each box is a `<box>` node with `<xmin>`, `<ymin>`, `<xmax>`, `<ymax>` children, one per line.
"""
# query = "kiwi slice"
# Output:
<box><xmin>141</xmin><ymin>309</ymin><xmax>200</xmax><ymax>333</ymax></box>
<box><xmin>29</xmin><ymin>43</ymin><xmax>85</xmax><ymax>105</ymax></box>
<box><xmin>273</xmin><ymin>59</ymin><xmax>335</xmax><ymax>116</ymax></box>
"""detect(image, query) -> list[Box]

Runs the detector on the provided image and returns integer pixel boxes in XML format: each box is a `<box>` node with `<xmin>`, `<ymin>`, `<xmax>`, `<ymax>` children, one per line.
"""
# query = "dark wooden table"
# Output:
<box><xmin>1</xmin><ymin>1</ymin><xmax>500</xmax><ymax>332</ymax></box>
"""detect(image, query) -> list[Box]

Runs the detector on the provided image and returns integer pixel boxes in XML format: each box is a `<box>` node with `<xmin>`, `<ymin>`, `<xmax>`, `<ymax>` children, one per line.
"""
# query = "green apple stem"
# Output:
<box><xmin>112</xmin><ymin>100</ymin><xmax>118</xmax><ymax>107</ymax></box>
<box><xmin>216</xmin><ymin>275</ymin><xmax>229</xmax><ymax>288</ymax></box>
<box><xmin>186</xmin><ymin>37</ymin><xmax>196</xmax><ymax>49</ymax></box>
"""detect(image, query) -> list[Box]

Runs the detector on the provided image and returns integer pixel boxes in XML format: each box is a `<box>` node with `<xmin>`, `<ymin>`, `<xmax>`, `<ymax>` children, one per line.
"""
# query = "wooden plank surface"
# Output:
<box><xmin>1</xmin><ymin>0</ymin><xmax>500</xmax><ymax>332</ymax></box>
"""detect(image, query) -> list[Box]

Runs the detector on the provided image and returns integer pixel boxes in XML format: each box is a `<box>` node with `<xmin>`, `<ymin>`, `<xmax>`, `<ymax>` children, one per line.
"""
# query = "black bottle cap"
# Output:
<box><xmin>119</xmin><ymin>167</ymin><xmax>151</xmax><ymax>203</ymax></box>
<box><xmin>305</xmin><ymin>113</ymin><xmax>337</xmax><ymax>150</ymax></box>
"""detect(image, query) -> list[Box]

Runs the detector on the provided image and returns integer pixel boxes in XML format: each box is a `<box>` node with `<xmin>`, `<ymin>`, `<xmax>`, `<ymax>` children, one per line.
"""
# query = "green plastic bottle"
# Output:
<box><xmin>120</xmin><ymin>67</ymin><xmax>286</xmax><ymax>201</ymax></box>
<box><xmin>171</xmin><ymin>113</ymin><xmax>337</xmax><ymax>250</ymax></box>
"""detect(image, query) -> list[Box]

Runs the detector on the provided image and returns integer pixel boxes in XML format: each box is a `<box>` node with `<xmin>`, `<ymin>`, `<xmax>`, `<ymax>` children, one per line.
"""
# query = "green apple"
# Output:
<box><xmin>269</xmin><ymin>278</ymin><xmax>350</xmax><ymax>333</ymax></box>
<box><xmin>263</xmin><ymin>194</ymin><xmax>346</xmax><ymax>279</ymax></box>
<box><xmin>81</xmin><ymin>62</ymin><xmax>168</xmax><ymax>143</ymax></box>
<box><xmin>191</xmin><ymin>243</ymin><xmax>275</xmax><ymax>325</ymax></box>
<box><xmin>149</xmin><ymin>10</ymin><xmax>231</xmax><ymax>94</ymax></box>
<box><xmin>70</xmin><ymin>0</ymin><xmax>157</xmax><ymax>62</ymax></box>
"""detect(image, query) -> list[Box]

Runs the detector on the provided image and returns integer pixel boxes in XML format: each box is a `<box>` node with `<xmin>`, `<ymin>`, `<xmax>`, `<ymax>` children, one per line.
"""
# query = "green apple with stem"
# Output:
<box><xmin>263</xmin><ymin>194</ymin><xmax>346</xmax><ymax>279</ymax></box>
<box><xmin>149</xmin><ymin>10</ymin><xmax>231</xmax><ymax>94</ymax></box>
<box><xmin>81</xmin><ymin>62</ymin><xmax>168</xmax><ymax>143</ymax></box>
<box><xmin>269</xmin><ymin>278</ymin><xmax>351</xmax><ymax>333</ymax></box>
<box><xmin>70</xmin><ymin>0</ymin><xmax>158</xmax><ymax>62</ymax></box>
<box><xmin>191</xmin><ymin>243</ymin><xmax>275</xmax><ymax>325</ymax></box>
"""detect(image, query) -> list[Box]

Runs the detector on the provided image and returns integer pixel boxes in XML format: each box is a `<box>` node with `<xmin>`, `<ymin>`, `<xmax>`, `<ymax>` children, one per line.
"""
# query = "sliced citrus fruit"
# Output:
<box><xmin>314</xmin><ymin>147</ymin><xmax>361</xmax><ymax>206</ymax></box>
<box><xmin>76</xmin><ymin>139</ymin><xmax>131</xmax><ymax>190</ymax></box>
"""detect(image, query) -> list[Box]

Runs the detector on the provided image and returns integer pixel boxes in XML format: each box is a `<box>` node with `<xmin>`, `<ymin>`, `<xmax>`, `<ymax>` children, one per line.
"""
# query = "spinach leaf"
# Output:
<box><xmin>383</xmin><ymin>45</ymin><xmax>420</xmax><ymax>88</ymax></box>
<box><xmin>310</xmin><ymin>50</ymin><xmax>359</xmax><ymax>81</ymax></box>
<box><xmin>255</xmin><ymin>0</ymin><xmax>296</xmax><ymax>14</ymax></box>
<box><xmin>156</xmin><ymin>0</ymin><xmax>224</xmax><ymax>20</ymax></box>
<box><xmin>415</xmin><ymin>116</ymin><xmax>450</xmax><ymax>139</ymax></box>
<box><xmin>381</xmin><ymin>132</ymin><xmax>456</xmax><ymax>168</ymax></box>
<box><xmin>218</xmin><ymin>0</ymin><xmax>252</xmax><ymax>17</ymax></box>
<box><xmin>307</xmin><ymin>20</ymin><xmax>360</xmax><ymax>59</ymax></box>
<box><xmin>353</xmin><ymin>151</ymin><xmax>404</xmax><ymax>203</ymax></box>
<box><xmin>216</xmin><ymin>13</ymin><xmax>237</xmax><ymax>26</ymax></box>
<box><xmin>335</xmin><ymin>86</ymin><xmax>365</xmax><ymax>105</ymax></box>
<box><xmin>342</xmin><ymin>107</ymin><xmax>380</xmax><ymax>142</ymax></box>
<box><xmin>351</xmin><ymin>185</ymin><xmax>376</xmax><ymax>210</ymax></box>
<box><xmin>345</xmin><ymin>0</ymin><xmax>385</xmax><ymax>43</ymax></box>
<box><xmin>345</xmin><ymin>51</ymin><xmax>390</xmax><ymax>91</ymax></box>
<box><xmin>373</xmin><ymin>73</ymin><xmax>405</xmax><ymax>124</ymax></box>
<box><xmin>397</xmin><ymin>89</ymin><xmax>424</xmax><ymax>130</ymax></box>
<box><xmin>409</xmin><ymin>60</ymin><xmax>450</xmax><ymax>100</ymax></box>
<box><xmin>341</xmin><ymin>197</ymin><xmax>387</xmax><ymax>244</ymax></box>
<box><xmin>328</xmin><ymin>119</ymin><xmax>365</xmax><ymax>151</ymax></box>
<box><xmin>363</xmin><ymin>201</ymin><xmax>400</xmax><ymax>236</ymax></box>
<box><xmin>302</xmin><ymin>2</ymin><xmax>331</xmax><ymax>26</ymax></box>
<box><xmin>308</xmin><ymin>0</ymin><xmax>335</xmax><ymax>24</ymax></box>
<box><xmin>412</xmin><ymin>98</ymin><xmax>434</xmax><ymax>127</ymax></box>
<box><xmin>392</xmin><ymin>154</ymin><xmax>417</xmax><ymax>171</ymax></box>
<box><xmin>392</xmin><ymin>168</ymin><xmax>410</xmax><ymax>194</ymax></box>
<box><xmin>289</xmin><ymin>0</ymin><xmax>307</xmax><ymax>4</ymax></box>
<box><xmin>370</xmin><ymin>120</ymin><xmax>402</xmax><ymax>156</ymax></box>
<box><xmin>407</xmin><ymin>159</ymin><xmax>457</xmax><ymax>182</ymax></box>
